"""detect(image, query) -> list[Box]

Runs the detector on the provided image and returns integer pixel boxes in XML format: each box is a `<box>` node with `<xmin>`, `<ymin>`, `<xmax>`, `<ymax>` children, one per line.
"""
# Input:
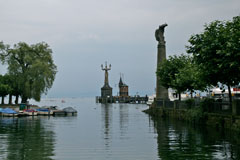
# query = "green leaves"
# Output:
<box><xmin>187</xmin><ymin>16</ymin><xmax>240</xmax><ymax>88</ymax></box>
<box><xmin>0</xmin><ymin>42</ymin><xmax>57</xmax><ymax>102</ymax></box>
<box><xmin>157</xmin><ymin>54</ymin><xmax>204</xmax><ymax>99</ymax></box>
<box><xmin>186</xmin><ymin>16</ymin><xmax>240</xmax><ymax>103</ymax></box>
<box><xmin>0</xmin><ymin>75</ymin><xmax>12</xmax><ymax>102</ymax></box>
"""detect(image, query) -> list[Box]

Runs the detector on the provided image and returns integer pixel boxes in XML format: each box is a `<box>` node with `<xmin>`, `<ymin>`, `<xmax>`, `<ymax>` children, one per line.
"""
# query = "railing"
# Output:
<box><xmin>155</xmin><ymin>98</ymin><xmax>239</xmax><ymax>116</ymax></box>
<box><xmin>209</xmin><ymin>102</ymin><xmax>232</xmax><ymax>115</ymax></box>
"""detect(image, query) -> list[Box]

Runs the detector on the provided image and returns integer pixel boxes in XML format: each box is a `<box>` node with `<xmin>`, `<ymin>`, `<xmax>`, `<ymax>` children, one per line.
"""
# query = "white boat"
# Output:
<box><xmin>36</xmin><ymin>108</ymin><xmax>53</xmax><ymax>115</ymax></box>
<box><xmin>147</xmin><ymin>95</ymin><xmax>155</xmax><ymax>106</ymax></box>
<box><xmin>147</xmin><ymin>89</ymin><xmax>189</xmax><ymax>104</ymax></box>
<box><xmin>209</xmin><ymin>86</ymin><xmax>240</xmax><ymax>100</ymax></box>
<box><xmin>168</xmin><ymin>88</ymin><xmax>189</xmax><ymax>101</ymax></box>
<box><xmin>23</xmin><ymin>109</ymin><xmax>38</xmax><ymax>116</ymax></box>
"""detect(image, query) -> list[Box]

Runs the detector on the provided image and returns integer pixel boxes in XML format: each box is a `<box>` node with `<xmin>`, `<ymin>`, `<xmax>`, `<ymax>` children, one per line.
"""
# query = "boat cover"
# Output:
<box><xmin>36</xmin><ymin>108</ymin><xmax>49</xmax><ymax>112</ymax></box>
<box><xmin>0</xmin><ymin>108</ymin><xmax>2</xmax><ymax>112</ymax></box>
<box><xmin>23</xmin><ymin>109</ymin><xmax>36</xmax><ymax>112</ymax></box>
<box><xmin>1</xmin><ymin>108</ymin><xmax>17</xmax><ymax>114</ymax></box>
<box><xmin>63</xmin><ymin>107</ymin><xmax>77</xmax><ymax>113</ymax></box>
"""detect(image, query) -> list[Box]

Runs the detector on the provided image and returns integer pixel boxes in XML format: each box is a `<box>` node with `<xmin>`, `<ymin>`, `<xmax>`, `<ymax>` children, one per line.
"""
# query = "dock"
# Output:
<box><xmin>96</xmin><ymin>96</ymin><xmax>148</xmax><ymax>104</ymax></box>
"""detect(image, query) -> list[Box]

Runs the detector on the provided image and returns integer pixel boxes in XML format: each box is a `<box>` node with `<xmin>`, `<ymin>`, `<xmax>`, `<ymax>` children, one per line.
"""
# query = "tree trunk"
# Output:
<box><xmin>15</xmin><ymin>95</ymin><xmax>19</xmax><ymax>104</ymax></box>
<box><xmin>1</xmin><ymin>96</ymin><xmax>4</xmax><ymax>104</ymax></box>
<box><xmin>21</xmin><ymin>96</ymin><xmax>28</xmax><ymax>103</ymax></box>
<box><xmin>191</xmin><ymin>91</ymin><xmax>193</xmax><ymax>98</ymax></box>
<box><xmin>228</xmin><ymin>85</ymin><xmax>232</xmax><ymax>104</ymax></box>
<box><xmin>178</xmin><ymin>92</ymin><xmax>181</xmax><ymax>101</ymax></box>
<box><xmin>8</xmin><ymin>94</ymin><xmax>12</xmax><ymax>105</ymax></box>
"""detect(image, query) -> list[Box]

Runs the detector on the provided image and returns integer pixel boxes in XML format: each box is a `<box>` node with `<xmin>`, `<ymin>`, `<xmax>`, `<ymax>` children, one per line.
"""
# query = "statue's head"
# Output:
<box><xmin>159</xmin><ymin>23</ymin><xmax>168</xmax><ymax>29</ymax></box>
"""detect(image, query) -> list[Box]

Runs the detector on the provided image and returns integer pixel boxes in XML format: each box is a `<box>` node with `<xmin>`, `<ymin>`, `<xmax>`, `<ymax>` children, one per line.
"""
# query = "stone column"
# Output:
<box><xmin>155</xmin><ymin>24</ymin><xmax>169</xmax><ymax>100</ymax></box>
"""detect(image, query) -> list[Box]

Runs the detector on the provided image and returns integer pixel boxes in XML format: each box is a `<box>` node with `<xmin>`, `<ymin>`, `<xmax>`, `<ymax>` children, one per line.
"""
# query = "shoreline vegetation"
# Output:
<box><xmin>0</xmin><ymin>41</ymin><xmax>57</xmax><ymax>104</ymax></box>
<box><xmin>144</xmin><ymin>98</ymin><xmax>240</xmax><ymax>133</ymax></box>
<box><xmin>149</xmin><ymin>16</ymin><xmax>240</xmax><ymax>133</ymax></box>
<box><xmin>157</xmin><ymin>16</ymin><xmax>240</xmax><ymax>105</ymax></box>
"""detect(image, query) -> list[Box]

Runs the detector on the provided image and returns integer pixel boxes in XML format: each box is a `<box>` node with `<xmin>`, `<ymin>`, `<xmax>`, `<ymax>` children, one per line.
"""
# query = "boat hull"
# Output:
<box><xmin>1</xmin><ymin>113</ymin><xmax>18</xmax><ymax>117</ymax></box>
<box><xmin>37</xmin><ymin>111</ymin><xmax>53</xmax><ymax>115</ymax></box>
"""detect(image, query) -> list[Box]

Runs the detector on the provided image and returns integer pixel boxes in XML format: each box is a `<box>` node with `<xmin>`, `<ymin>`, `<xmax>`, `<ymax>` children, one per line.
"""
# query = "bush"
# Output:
<box><xmin>184</xmin><ymin>99</ymin><xmax>195</xmax><ymax>109</ymax></box>
<box><xmin>186</xmin><ymin>107</ymin><xmax>203</xmax><ymax>123</ymax></box>
<box><xmin>200</xmin><ymin>98</ymin><xmax>215</xmax><ymax>112</ymax></box>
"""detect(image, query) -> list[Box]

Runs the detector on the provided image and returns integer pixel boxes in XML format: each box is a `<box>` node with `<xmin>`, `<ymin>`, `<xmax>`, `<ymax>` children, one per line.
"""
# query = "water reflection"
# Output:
<box><xmin>119</xmin><ymin>104</ymin><xmax>129</xmax><ymax>137</ymax></box>
<box><xmin>0</xmin><ymin>117</ymin><xmax>55</xmax><ymax>160</ymax></box>
<box><xmin>3</xmin><ymin>98</ymin><xmax>240</xmax><ymax>159</ymax></box>
<box><xmin>101</xmin><ymin>103</ymin><xmax>113</xmax><ymax>148</ymax></box>
<box><xmin>101</xmin><ymin>104</ymin><xmax>130</xmax><ymax>144</ymax></box>
<box><xmin>152</xmin><ymin>117</ymin><xmax>240</xmax><ymax>160</ymax></box>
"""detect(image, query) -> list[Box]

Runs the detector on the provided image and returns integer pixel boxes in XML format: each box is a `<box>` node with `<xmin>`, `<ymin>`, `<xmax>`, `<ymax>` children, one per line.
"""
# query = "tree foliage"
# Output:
<box><xmin>157</xmin><ymin>55</ymin><xmax>193</xmax><ymax>98</ymax></box>
<box><xmin>176</xmin><ymin>60</ymin><xmax>206</xmax><ymax>95</ymax></box>
<box><xmin>0</xmin><ymin>42</ymin><xmax>57</xmax><ymax>103</ymax></box>
<box><xmin>0</xmin><ymin>75</ymin><xmax>12</xmax><ymax>104</ymax></box>
<box><xmin>186</xmin><ymin>16</ymin><xmax>240</xmax><ymax>102</ymax></box>
<box><xmin>157</xmin><ymin>54</ymin><xmax>203</xmax><ymax>100</ymax></box>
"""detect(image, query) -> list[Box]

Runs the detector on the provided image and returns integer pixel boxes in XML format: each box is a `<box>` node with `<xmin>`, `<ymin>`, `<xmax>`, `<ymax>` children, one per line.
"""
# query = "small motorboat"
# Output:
<box><xmin>1</xmin><ymin>108</ymin><xmax>18</xmax><ymax>117</ymax></box>
<box><xmin>52</xmin><ymin>110</ymin><xmax>66</xmax><ymax>116</ymax></box>
<box><xmin>23</xmin><ymin>109</ymin><xmax>38</xmax><ymax>116</ymax></box>
<box><xmin>44</xmin><ymin>106</ymin><xmax>66</xmax><ymax>116</ymax></box>
<box><xmin>36</xmin><ymin>108</ymin><xmax>53</xmax><ymax>115</ymax></box>
<box><xmin>63</xmin><ymin>107</ymin><xmax>77</xmax><ymax>116</ymax></box>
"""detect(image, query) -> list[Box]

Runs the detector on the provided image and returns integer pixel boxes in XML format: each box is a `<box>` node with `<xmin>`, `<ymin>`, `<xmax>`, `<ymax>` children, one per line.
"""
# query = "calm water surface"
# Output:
<box><xmin>0</xmin><ymin>98</ymin><xmax>239</xmax><ymax>160</ymax></box>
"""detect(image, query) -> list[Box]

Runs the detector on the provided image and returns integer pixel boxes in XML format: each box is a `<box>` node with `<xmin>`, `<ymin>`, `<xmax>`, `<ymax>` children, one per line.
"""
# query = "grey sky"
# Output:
<box><xmin>0</xmin><ymin>0</ymin><xmax>239</xmax><ymax>97</ymax></box>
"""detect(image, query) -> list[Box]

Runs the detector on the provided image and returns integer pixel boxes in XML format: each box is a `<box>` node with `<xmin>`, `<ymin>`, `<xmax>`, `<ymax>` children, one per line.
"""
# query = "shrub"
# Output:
<box><xmin>184</xmin><ymin>98</ymin><xmax>195</xmax><ymax>109</ymax></box>
<box><xmin>200</xmin><ymin>98</ymin><xmax>215</xmax><ymax>112</ymax></box>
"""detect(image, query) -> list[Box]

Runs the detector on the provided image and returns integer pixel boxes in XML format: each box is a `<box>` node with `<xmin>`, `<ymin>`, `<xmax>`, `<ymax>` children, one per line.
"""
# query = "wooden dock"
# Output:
<box><xmin>96</xmin><ymin>96</ymin><xmax>148</xmax><ymax>104</ymax></box>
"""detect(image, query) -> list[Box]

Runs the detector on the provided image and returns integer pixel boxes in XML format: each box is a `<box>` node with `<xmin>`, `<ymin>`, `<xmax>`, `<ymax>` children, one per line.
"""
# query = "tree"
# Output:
<box><xmin>0</xmin><ymin>75</ymin><xmax>12</xmax><ymax>104</ymax></box>
<box><xmin>186</xmin><ymin>16</ymin><xmax>240</xmax><ymax>103</ymax></box>
<box><xmin>2</xmin><ymin>74</ymin><xmax>21</xmax><ymax>104</ymax></box>
<box><xmin>157</xmin><ymin>54</ymin><xmax>206</xmax><ymax>100</ymax></box>
<box><xmin>175</xmin><ymin>60</ymin><xmax>206</xmax><ymax>98</ymax></box>
<box><xmin>157</xmin><ymin>54</ymin><xmax>189</xmax><ymax>101</ymax></box>
<box><xmin>0</xmin><ymin>42</ymin><xmax>57</xmax><ymax>103</ymax></box>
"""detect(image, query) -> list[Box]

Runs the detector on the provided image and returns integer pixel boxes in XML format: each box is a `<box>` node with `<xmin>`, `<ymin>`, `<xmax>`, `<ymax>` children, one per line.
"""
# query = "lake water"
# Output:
<box><xmin>0</xmin><ymin>98</ymin><xmax>239</xmax><ymax>160</ymax></box>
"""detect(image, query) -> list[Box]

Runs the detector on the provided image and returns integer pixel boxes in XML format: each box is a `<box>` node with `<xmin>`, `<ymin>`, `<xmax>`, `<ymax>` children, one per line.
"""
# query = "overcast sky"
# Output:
<box><xmin>0</xmin><ymin>0</ymin><xmax>239</xmax><ymax>98</ymax></box>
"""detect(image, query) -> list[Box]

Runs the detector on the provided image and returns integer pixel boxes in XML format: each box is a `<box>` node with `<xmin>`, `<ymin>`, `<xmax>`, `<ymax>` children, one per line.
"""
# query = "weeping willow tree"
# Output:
<box><xmin>0</xmin><ymin>42</ymin><xmax>57</xmax><ymax>103</ymax></box>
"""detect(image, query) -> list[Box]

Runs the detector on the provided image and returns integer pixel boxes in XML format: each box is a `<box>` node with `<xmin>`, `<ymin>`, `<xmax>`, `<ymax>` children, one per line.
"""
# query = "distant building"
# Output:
<box><xmin>118</xmin><ymin>76</ymin><xmax>128</xmax><ymax>97</ymax></box>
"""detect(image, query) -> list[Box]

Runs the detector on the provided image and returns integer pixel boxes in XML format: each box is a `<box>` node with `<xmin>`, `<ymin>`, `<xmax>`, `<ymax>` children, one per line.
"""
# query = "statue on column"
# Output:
<box><xmin>101</xmin><ymin>62</ymin><xmax>112</xmax><ymax>98</ymax></box>
<box><xmin>155</xmin><ymin>23</ymin><xmax>168</xmax><ymax>45</ymax></box>
<box><xmin>101</xmin><ymin>62</ymin><xmax>111</xmax><ymax>87</ymax></box>
<box><xmin>155</xmin><ymin>23</ymin><xmax>169</xmax><ymax>100</ymax></box>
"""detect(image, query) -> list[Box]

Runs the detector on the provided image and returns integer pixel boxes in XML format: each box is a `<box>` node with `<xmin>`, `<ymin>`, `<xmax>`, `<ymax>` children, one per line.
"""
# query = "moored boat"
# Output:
<box><xmin>23</xmin><ymin>109</ymin><xmax>38</xmax><ymax>116</ymax></box>
<box><xmin>53</xmin><ymin>110</ymin><xmax>66</xmax><ymax>116</ymax></box>
<box><xmin>44</xmin><ymin>106</ymin><xmax>66</xmax><ymax>116</ymax></box>
<box><xmin>36</xmin><ymin>108</ymin><xmax>53</xmax><ymax>115</ymax></box>
<box><xmin>63</xmin><ymin>107</ymin><xmax>77</xmax><ymax>116</ymax></box>
<box><xmin>147</xmin><ymin>95</ymin><xmax>155</xmax><ymax>106</ymax></box>
<box><xmin>1</xmin><ymin>108</ymin><xmax>18</xmax><ymax>117</ymax></box>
